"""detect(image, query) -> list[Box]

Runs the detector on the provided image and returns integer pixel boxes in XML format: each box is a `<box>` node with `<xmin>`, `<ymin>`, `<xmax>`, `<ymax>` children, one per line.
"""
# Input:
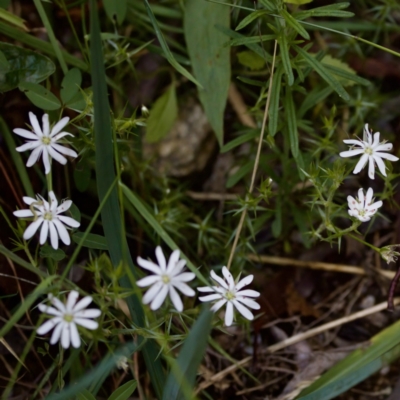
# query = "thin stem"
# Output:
<box><xmin>226</xmin><ymin>40</ymin><xmax>278</xmax><ymax>270</ymax></box>
<box><xmin>46</xmin><ymin>169</ymin><xmax>53</xmax><ymax>193</ymax></box>
<box><xmin>348</xmin><ymin>233</ymin><xmax>380</xmax><ymax>252</ymax></box>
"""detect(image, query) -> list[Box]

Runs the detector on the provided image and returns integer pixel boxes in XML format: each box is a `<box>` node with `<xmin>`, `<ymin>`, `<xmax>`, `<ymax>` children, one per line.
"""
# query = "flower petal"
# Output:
<box><xmin>70</xmin><ymin>322</ymin><xmax>81</xmax><ymax>348</ymax></box>
<box><xmin>197</xmin><ymin>286</ymin><xmax>215</xmax><ymax>293</ymax></box>
<box><xmin>137</xmin><ymin>257</ymin><xmax>161</xmax><ymax>274</ymax></box>
<box><xmin>26</xmin><ymin>145</ymin><xmax>43</xmax><ymax>167</ymax></box>
<box><xmin>224</xmin><ymin>301</ymin><xmax>234</xmax><ymax>326</ymax></box>
<box><xmin>173</xmin><ymin>272</ymin><xmax>195</xmax><ymax>283</ymax></box>
<box><xmin>39</xmin><ymin>220</ymin><xmax>49</xmax><ymax>245</ymax></box>
<box><xmin>37</xmin><ymin>317</ymin><xmax>62</xmax><ymax>335</ymax></box>
<box><xmin>61</xmin><ymin>323</ymin><xmax>71</xmax><ymax>349</ymax></box>
<box><xmin>166</xmin><ymin>249</ymin><xmax>180</xmax><ymax>273</ymax></box>
<box><xmin>136</xmin><ymin>275</ymin><xmax>160</xmax><ymax>287</ymax></box>
<box><xmin>29</xmin><ymin>112</ymin><xmax>43</xmax><ymax>137</ymax></box>
<box><xmin>352</xmin><ymin>153</ymin><xmax>369</xmax><ymax>175</ymax></box>
<box><xmin>375</xmin><ymin>152</ymin><xmax>399</xmax><ymax>162</ymax></box>
<box><xmin>173</xmin><ymin>281</ymin><xmax>195</xmax><ymax>297</ymax></box>
<box><xmin>199</xmin><ymin>293</ymin><xmax>223</xmax><ymax>302</ymax></box>
<box><xmin>210</xmin><ymin>270</ymin><xmax>228</xmax><ymax>289</ymax></box>
<box><xmin>23</xmin><ymin>218</ymin><xmax>43</xmax><ymax>240</ymax></box>
<box><xmin>16</xmin><ymin>141</ymin><xmax>41</xmax><ymax>152</ymax></box>
<box><xmin>13</xmin><ymin>128</ymin><xmax>39</xmax><ymax>140</ymax></box>
<box><xmin>142</xmin><ymin>281</ymin><xmax>163</xmax><ymax>304</ymax></box>
<box><xmin>232</xmin><ymin>300</ymin><xmax>254</xmax><ymax>321</ymax></box>
<box><xmin>52</xmin><ymin>219</ymin><xmax>71</xmax><ymax>245</ymax></box>
<box><xmin>75</xmin><ymin>309</ymin><xmax>101</xmax><ymax>319</ymax></box>
<box><xmin>222</xmin><ymin>266</ymin><xmax>235</xmax><ymax>290</ymax></box>
<box><xmin>74</xmin><ymin>318</ymin><xmax>99</xmax><ymax>330</ymax></box>
<box><xmin>58</xmin><ymin>215</ymin><xmax>80</xmax><ymax>228</ymax></box>
<box><xmin>50</xmin><ymin>116</ymin><xmax>70</xmax><ymax>137</ymax></box>
<box><xmin>236</xmin><ymin>297</ymin><xmax>261</xmax><ymax>310</ymax></box>
<box><xmin>42</xmin><ymin>147</ymin><xmax>51</xmax><ymax>174</ymax></box>
<box><xmin>236</xmin><ymin>274</ymin><xmax>254</xmax><ymax>291</ymax></box>
<box><xmin>237</xmin><ymin>289</ymin><xmax>260</xmax><ymax>298</ymax></box>
<box><xmin>210</xmin><ymin>298</ymin><xmax>227</xmax><ymax>312</ymax></box>
<box><xmin>49</xmin><ymin>320</ymin><xmax>64</xmax><ymax>345</ymax></box>
<box><xmin>66</xmin><ymin>290</ymin><xmax>79</xmax><ymax>312</ymax></box>
<box><xmin>169</xmin><ymin>285</ymin><xmax>183</xmax><ymax>312</ymax></box>
<box><xmin>339</xmin><ymin>149</ymin><xmax>364</xmax><ymax>158</ymax></box>
<box><xmin>49</xmin><ymin>222</ymin><xmax>59</xmax><ymax>249</ymax></box>
<box><xmin>72</xmin><ymin>295</ymin><xmax>93</xmax><ymax>312</ymax></box>
<box><xmin>150</xmin><ymin>284</ymin><xmax>169</xmax><ymax>310</ymax></box>
<box><xmin>14</xmin><ymin>209</ymin><xmax>34</xmax><ymax>218</ymax></box>
<box><xmin>47</xmin><ymin>145</ymin><xmax>68</xmax><ymax>165</ymax></box>
<box><xmin>38</xmin><ymin>304</ymin><xmax>62</xmax><ymax>316</ymax></box>
<box><xmin>155</xmin><ymin>246</ymin><xmax>167</xmax><ymax>271</ymax></box>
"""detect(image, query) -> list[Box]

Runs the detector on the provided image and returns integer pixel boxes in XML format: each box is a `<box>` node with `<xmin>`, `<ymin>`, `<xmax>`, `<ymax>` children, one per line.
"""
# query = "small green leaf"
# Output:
<box><xmin>39</xmin><ymin>245</ymin><xmax>66</xmax><ymax>261</ymax></box>
<box><xmin>72</xmin><ymin>232</ymin><xmax>108</xmax><ymax>250</ymax></box>
<box><xmin>68</xmin><ymin>203</ymin><xmax>81</xmax><ymax>225</ymax></box>
<box><xmin>235</xmin><ymin>10</ymin><xmax>270</xmax><ymax>31</ymax></box>
<box><xmin>60</xmin><ymin>67</ymin><xmax>82</xmax><ymax>104</ymax></box>
<box><xmin>226</xmin><ymin>161</ymin><xmax>253</xmax><ymax>189</ymax></box>
<box><xmin>103</xmin><ymin>0</ymin><xmax>127</xmax><ymax>25</ymax></box>
<box><xmin>108</xmin><ymin>380</ymin><xmax>137</xmax><ymax>400</ymax></box>
<box><xmin>145</xmin><ymin>84</ymin><xmax>177</xmax><ymax>143</ymax></box>
<box><xmin>229</xmin><ymin>34</ymin><xmax>275</xmax><ymax>47</ymax></box>
<box><xmin>77</xmin><ymin>389</ymin><xmax>96</xmax><ymax>400</ymax></box>
<box><xmin>237</xmin><ymin>50</ymin><xmax>265</xmax><ymax>70</ymax></box>
<box><xmin>295</xmin><ymin>2</ymin><xmax>353</xmax><ymax>19</ymax></box>
<box><xmin>294</xmin><ymin>44</ymin><xmax>349</xmax><ymax>101</ymax></box>
<box><xmin>279</xmin><ymin>34</ymin><xmax>294</xmax><ymax>86</ymax></box>
<box><xmin>280</xmin><ymin>8</ymin><xmax>310</xmax><ymax>40</ymax></box>
<box><xmin>0</xmin><ymin>42</ymin><xmax>55</xmax><ymax>92</ymax></box>
<box><xmin>19</xmin><ymin>81</ymin><xmax>61</xmax><ymax>110</ymax></box>
<box><xmin>285</xmin><ymin>87</ymin><xmax>298</xmax><ymax>158</ymax></box>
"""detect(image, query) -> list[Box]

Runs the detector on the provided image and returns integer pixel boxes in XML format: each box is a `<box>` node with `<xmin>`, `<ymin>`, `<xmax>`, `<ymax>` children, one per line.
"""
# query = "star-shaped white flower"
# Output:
<box><xmin>14</xmin><ymin>112</ymin><xmax>78</xmax><ymax>174</ymax></box>
<box><xmin>136</xmin><ymin>247</ymin><xmax>196</xmax><ymax>312</ymax></box>
<box><xmin>198</xmin><ymin>267</ymin><xmax>260</xmax><ymax>327</ymax></box>
<box><xmin>13</xmin><ymin>191</ymin><xmax>80</xmax><ymax>249</ymax></box>
<box><xmin>339</xmin><ymin>123</ymin><xmax>399</xmax><ymax>179</ymax></box>
<box><xmin>347</xmin><ymin>187</ymin><xmax>383</xmax><ymax>222</ymax></box>
<box><xmin>37</xmin><ymin>290</ymin><xmax>101</xmax><ymax>349</ymax></box>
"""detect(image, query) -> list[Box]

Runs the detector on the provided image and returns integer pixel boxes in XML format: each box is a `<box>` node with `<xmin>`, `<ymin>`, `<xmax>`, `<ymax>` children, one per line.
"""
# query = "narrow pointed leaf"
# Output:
<box><xmin>72</xmin><ymin>232</ymin><xmax>108</xmax><ymax>250</ymax></box>
<box><xmin>89</xmin><ymin>1</ymin><xmax>165</xmax><ymax>396</ymax></box>
<box><xmin>235</xmin><ymin>10</ymin><xmax>269</xmax><ymax>31</ymax></box>
<box><xmin>143</xmin><ymin>0</ymin><xmax>202</xmax><ymax>88</ymax></box>
<box><xmin>268</xmin><ymin>64</ymin><xmax>283</xmax><ymax>136</ymax></box>
<box><xmin>279</xmin><ymin>34</ymin><xmax>294</xmax><ymax>86</ymax></box>
<box><xmin>108</xmin><ymin>380</ymin><xmax>137</xmax><ymax>400</ymax></box>
<box><xmin>294</xmin><ymin>44</ymin><xmax>349</xmax><ymax>101</ymax></box>
<box><xmin>162</xmin><ymin>306</ymin><xmax>213</xmax><ymax>400</ymax></box>
<box><xmin>280</xmin><ymin>9</ymin><xmax>310</xmax><ymax>39</ymax></box>
<box><xmin>285</xmin><ymin>87</ymin><xmax>298</xmax><ymax>157</ymax></box>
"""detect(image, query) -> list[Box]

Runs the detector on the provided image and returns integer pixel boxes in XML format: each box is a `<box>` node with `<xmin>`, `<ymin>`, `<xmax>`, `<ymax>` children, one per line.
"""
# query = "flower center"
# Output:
<box><xmin>43</xmin><ymin>211</ymin><xmax>53</xmax><ymax>221</ymax></box>
<box><xmin>364</xmin><ymin>146</ymin><xmax>373</xmax><ymax>155</ymax></box>
<box><xmin>162</xmin><ymin>275</ymin><xmax>170</xmax><ymax>284</ymax></box>
<box><xmin>41</xmin><ymin>136</ymin><xmax>51</xmax><ymax>145</ymax></box>
<box><xmin>225</xmin><ymin>290</ymin><xmax>236</xmax><ymax>301</ymax></box>
<box><xmin>63</xmin><ymin>313</ymin><xmax>74</xmax><ymax>323</ymax></box>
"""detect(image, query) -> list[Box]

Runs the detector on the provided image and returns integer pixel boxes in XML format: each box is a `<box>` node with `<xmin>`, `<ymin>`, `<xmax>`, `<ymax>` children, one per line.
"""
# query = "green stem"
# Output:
<box><xmin>348</xmin><ymin>233</ymin><xmax>380</xmax><ymax>253</ymax></box>
<box><xmin>46</xmin><ymin>169</ymin><xmax>53</xmax><ymax>193</ymax></box>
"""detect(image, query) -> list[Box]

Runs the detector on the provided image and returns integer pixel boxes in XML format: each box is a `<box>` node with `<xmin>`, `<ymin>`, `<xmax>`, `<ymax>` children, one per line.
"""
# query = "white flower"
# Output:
<box><xmin>136</xmin><ymin>246</ymin><xmax>196</xmax><ymax>312</ymax></box>
<box><xmin>198</xmin><ymin>266</ymin><xmax>260</xmax><ymax>327</ymax></box>
<box><xmin>13</xmin><ymin>191</ymin><xmax>80</xmax><ymax>249</ymax></box>
<box><xmin>339</xmin><ymin>123</ymin><xmax>399</xmax><ymax>179</ymax></box>
<box><xmin>37</xmin><ymin>290</ymin><xmax>101</xmax><ymax>349</ymax></box>
<box><xmin>347</xmin><ymin>187</ymin><xmax>383</xmax><ymax>222</ymax></box>
<box><xmin>14</xmin><ymin>112</ymin><xmax>78</xmax><ymax>174</ymax></box>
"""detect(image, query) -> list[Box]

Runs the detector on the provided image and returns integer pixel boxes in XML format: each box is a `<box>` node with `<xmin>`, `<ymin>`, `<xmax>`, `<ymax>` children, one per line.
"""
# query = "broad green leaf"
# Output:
<box><xmin>162</xmin><ymin>306</ymin><xmax>213</xmax><ymax>400</ymax></box>
<box><xmin>237</xmin><ymin>50</ymin><xmax>265</xmax><ymax>70</ymax></box>
<box><xmin>0</xmin><ymin>42</ymin><xmax>55</xmax><ymax>92</ymax></box>
<box><xmin>321</xmin><ymin>55</ymin><xmax>370</xmax><ymax>87</ymax></box>
<box><xmin>72</xmin><ymin>232</ymin><xmax>108</xmax><ymax>250</ymax></box>
<box><xmin>294</xmin><ymin>44</ymin><xmax>350</xmax><ymax>101</ymax></box>
<box><xmin>103</xmin><ymin>0</ymin><xmax>127</xmax><ymax>25</ymax></box>
<box><xmin>19</xmin><ymin>81</ymin><xmax>61</xmax><ymax>110</ymax></box>
<box><xmin>39</xmin><ymin>245</ymin><xmax>66</xmax><ymax>261</ymax></box>
<box><xmin>108</xmin><ymin>380</ymin><xmax>137</xmax><ymax>400</ymax></box>
<box><xmin>47</xmin><ymin>343</ymin><xmax>141</xmax><ymax>400</ymax></box>
<box><xmin>296</xmin><ymin>319</ymin><xmax>400</xmax><ymax>400</ymax></box>
<box><xmin>279</xmin><ymin>34</ymin><xmax>294</xmax><ymax>86</ymax></box>
<box><xmin>285</xmin><ymin>87</ymin><xmax>298</xmax><ymax>158</ymax></box>
<box><xmin>268</xmin><ymin>64</ymin><xmax>283</xmax><ymax>137</ymax></box>
<box><xmin>0</xmin><ymin>7</ymin><xmax>26</xmax><ymax>29</ymax></box>
<box><xmin>143</xmin><ymin>0</ymin><xmax>202</xmax><ymax>88</ymax></box>
<box><xmin>0</xmin><ymin>0</ymin><xmax>11</xmax><ymax>8</ymax></box>
<box><xmin>60</xmin><ymin>67</ymin><xmax>82</xmax><ymax>104</ymax></box>
<box><xmin>235</xmin><ymin>10</ymin><xmax>270</xmax><ymax>31</ymax></box>
<box><xmin>77</xmin><ymin>389</ymin><xmax>96</xmax><ymax>400</ymax></box>
<box><xmin>184</xmin><ymin>0</ymin><xmax>230</xmax><ymax>146</ymax></box>
<box><xmin>89</xmin><ymin>1</ymin><xmax>165</xmax><ymax>396</ymax></box>
<box><xmin>280</xmin><ymin>9</ymin><xmax>310</xmax><ymax>40</ymax></box>
<box><xmin>145</xmin><ymin>84</ymin><xmax>177</xmax><ymax>143</ymax></box>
